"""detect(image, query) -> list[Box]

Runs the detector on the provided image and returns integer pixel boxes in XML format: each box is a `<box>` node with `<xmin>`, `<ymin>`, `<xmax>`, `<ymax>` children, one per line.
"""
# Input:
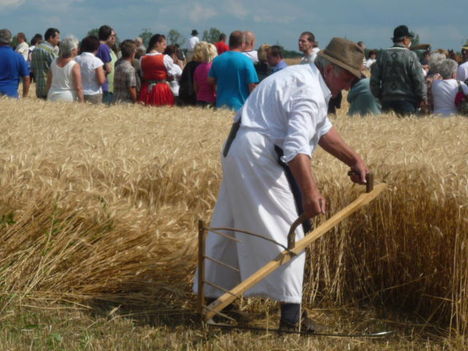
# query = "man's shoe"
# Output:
<box><xmin>279</xmin><ymin>310</ymin><xmax>318</xmax><ymax>334</ymax></box>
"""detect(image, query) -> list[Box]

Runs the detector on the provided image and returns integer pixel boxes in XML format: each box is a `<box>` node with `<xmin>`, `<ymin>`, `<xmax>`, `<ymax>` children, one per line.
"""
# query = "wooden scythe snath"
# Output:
<box><xmin>198</xmin><ymin>174</ymin><xmax>387</xmax><ymax>322</ymax></box>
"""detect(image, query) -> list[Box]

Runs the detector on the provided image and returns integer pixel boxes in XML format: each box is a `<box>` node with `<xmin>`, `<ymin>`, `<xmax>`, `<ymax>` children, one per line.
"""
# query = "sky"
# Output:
<box><xmin>0</xmin><ymin>0</ymin><xmax>466</xmax><ymax>51</ymax></box>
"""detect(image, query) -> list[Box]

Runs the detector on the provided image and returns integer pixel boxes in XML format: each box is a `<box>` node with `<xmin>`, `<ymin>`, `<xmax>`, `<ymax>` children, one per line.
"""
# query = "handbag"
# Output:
<box><xmin>454</xmin><ymin>81</ymin><xmax>468</xmax><ymax>116</ymax></box>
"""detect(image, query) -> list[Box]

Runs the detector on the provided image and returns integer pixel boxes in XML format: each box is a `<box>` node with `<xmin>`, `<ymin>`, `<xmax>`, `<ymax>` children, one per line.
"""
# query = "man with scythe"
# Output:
<box><xmin>195</xmin><ymin>37</ymin><xmax>369</xmax><ymax>332</ymax></box>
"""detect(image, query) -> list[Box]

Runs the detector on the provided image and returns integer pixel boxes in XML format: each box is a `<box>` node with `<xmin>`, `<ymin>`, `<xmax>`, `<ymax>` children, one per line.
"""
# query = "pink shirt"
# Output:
<box><xmin>194</xmin><ymin>62</ymin><xmax>216</xmax><ymax>103</ymax></box>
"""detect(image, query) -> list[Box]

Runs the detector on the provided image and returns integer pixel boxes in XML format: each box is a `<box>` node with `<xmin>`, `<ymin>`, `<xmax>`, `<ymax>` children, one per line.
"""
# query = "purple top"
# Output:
<box><xmin>194</xmin><ymin>62</ymin><xmax>215</xmax><ymax>103</ymax></box>
<box><xmin>96</xmin><ymin>43</ymin><xmax>111</xmax><ymax>92</ymax></box>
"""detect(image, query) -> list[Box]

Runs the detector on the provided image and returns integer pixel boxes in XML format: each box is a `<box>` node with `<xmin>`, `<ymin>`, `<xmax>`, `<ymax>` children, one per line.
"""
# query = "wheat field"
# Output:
<box><xmin>0</xmin><ymin>96</ymin><xmax>466</xmax><ymax>349</ymax></box>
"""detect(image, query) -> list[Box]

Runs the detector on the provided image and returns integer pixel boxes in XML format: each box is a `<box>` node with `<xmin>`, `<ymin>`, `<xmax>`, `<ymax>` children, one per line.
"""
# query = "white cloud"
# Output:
<box><xmin>0</xmin><ymin>0</ymin><xmax>25</xmax><ymax>8</ymax></box>
<box><xmin>253</xmin><ymin>14</ymin><xmax>294</xmax><ymax>24</ymax></box>
<box><xmin>224</xmin><ymin>0</ymin><xmax>248</xmax><ymax>19</ymax></box>
<box><xmin>188</xmin><ymin>4</ymin><xmax>217</xmax><ymax>22</ymax></box>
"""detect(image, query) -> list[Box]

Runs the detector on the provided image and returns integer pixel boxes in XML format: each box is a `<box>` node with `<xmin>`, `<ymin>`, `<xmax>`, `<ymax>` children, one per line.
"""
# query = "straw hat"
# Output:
<box><xmin>317</xmin><ymin>37</ymin><xmax>364</xmax><ymax>79</ymax></box>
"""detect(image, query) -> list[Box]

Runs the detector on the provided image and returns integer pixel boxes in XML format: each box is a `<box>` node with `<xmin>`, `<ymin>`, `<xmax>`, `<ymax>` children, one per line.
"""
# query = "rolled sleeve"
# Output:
<box><xmin>281</xmin><ymin>96</ymin><xmax>318</xmax><ymax>163</ymax></box>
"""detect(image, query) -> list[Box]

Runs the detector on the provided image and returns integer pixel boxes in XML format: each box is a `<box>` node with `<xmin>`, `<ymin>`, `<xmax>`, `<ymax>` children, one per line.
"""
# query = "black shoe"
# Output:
<box><xmin>279</xmin><ymin>310</ymin><xmax>318</xmax><ymax>334</ymax></box>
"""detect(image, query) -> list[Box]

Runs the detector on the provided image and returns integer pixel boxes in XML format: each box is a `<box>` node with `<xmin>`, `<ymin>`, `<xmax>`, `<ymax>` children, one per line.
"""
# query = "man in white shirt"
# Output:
<box><xmin>195</xmin><ymin>38</ymin><xmax>369</xmax><ymax>332</ymax></box>
<box><xmin>15</xmin><ymin>32</ymin><xmax>29</xmax><ymax>61</ymax></box>
<box><xmin>186</xmin><ymin>29</ymin><xmax>199</xmax><ymax>62</ymax></box>
<box><xmin>299</xmin><ymin>31</ymin><xmax>320</xmax><ymax>64</ymax></box>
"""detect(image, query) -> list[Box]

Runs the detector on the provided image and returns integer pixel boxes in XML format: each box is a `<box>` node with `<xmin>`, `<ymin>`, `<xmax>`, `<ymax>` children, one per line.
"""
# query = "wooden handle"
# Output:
<box><xmin>287</xmin><ymin>173</ymin><xmax>374</xmax><ymax>249</ymax></box>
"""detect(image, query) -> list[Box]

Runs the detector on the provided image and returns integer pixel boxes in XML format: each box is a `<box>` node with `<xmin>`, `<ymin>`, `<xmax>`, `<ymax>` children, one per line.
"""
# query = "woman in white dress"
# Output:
<box><xmin>432</xmin><ymin>59</ymin><xmax>468</xmax><ymax>116</ymax></box>
<box><xmin>47</xmin><ymin>37</ymin><xmax>84</xmax><ymax>102</ymax></box>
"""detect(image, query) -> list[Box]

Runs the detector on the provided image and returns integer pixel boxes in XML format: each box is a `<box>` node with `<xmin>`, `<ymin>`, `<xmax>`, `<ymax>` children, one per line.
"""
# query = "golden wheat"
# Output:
<box><xmin>0</xmin><ymin>97</ymin><xmax>466</xmax><ymax>339</ymax></box>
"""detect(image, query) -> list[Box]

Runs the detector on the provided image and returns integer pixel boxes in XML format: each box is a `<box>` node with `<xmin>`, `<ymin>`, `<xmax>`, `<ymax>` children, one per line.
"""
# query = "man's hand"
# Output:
<box><xmin>348</xmin><ymin>159</ymin><xmax>369</xmax><ymax>184</ymax></box>
<box><xmin>302</xmin><ymin>188</ymin><xmax>326</xmax><ymax>217</ymax></box>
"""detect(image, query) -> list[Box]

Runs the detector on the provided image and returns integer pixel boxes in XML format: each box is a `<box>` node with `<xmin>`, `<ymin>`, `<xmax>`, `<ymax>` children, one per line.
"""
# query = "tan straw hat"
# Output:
<box><xmin>317</xmin><ymin>37</ymin><xmax>364</xmax><ymax>79</ymax></box>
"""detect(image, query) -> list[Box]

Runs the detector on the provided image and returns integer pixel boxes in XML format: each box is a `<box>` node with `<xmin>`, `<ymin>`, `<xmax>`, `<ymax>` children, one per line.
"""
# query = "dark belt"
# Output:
<box><xmin>222</xmin><ymin>119</ymin><xmax>312</xmax><ymax>233</ymax></box>
<box><xmin>274</xmin><ymin>146</ymin><xmax>312</xmax><ymax>234</ymax></box>
<box><xmin>222</xmin><ymin>120</ymin><xmax>241</xmax><ymax>157</ymax></box>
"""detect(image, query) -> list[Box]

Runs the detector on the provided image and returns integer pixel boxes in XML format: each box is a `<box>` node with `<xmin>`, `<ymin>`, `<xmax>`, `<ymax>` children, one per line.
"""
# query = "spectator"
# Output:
<box><xmin>298</xmin><ymin>32</ymin><xmax>319</xmax><ymax>64</ymax></box>
<box><xmin>424</xmin><ymin>52</ymin><xmax>446</xmax><ymax>112</ymax></box>
<box><xmin>75</xmin><ymin>35</ymin><xmax>106</xmax><ymax>104</ymax></box>
<box><xmin>186</xmin><ymin>29</ymin><xmax>199</xmax><ymax>62</ymax></box>
<box><xmin>457</xmin><ymin>41</ymin><xmax>468</xmax><ymax>83</ymax></box>
<box><xmin>28</xmin><ymin>33</ymin><xmax>42</xmax><ymax>82</ymax></box>
<box><xmin>96</xmin><ymin>25</ymin><xmax>116</xmax><ymax>104</ymax></box>
<box><xmin>255</xmin><ymin>44</ymin><xmax>271</xmax><ymax>81</ymax></box>
<box><xmin>432</xmin><ymin>59</ymin><xmax>468</xmax><ymax>116</ymax></box>
<box><xmin>267</xmin><ymin>45</ymin><xmax>288</xmax><ymax>73</ymax></box>
<box><xmin>178</xmin><ymin>43</ymin><xmax>204</xmax><ymax>106</ymax></box>
<box><xmin>31</xmin><ymin>27</ymin><xmax>60</xmax><ymax>99</ymax></box>
<box><xmin>134</xmin><ymin>36</ymin><xmax>146</xmax><ymax>53</ymax></box>
<box><xmin>139</xmin><ymin>34</ymin><xmax>182</xmax><ymax>106</ymax></box>
<box><xmin>0</xmin><ymin>28</ymin><xmax>30</xmax><ymax>98</ymax></box>
<box><xmin>214</xmin><ymin>33</ymin><xmax>229</xmax><ymax>55</ymax></box>
<box><xmin>46</xmin><ymin>37</ymin><xmax>84</xmax><ymax>102</ymax></box>
<box><xmin>15</xmin><ymin>32</ymin><xmax>29</xmax><ymax>61</ymax></box>
<box><xmin>164</xmin><ymin>45</ymin><xmax>184</xmax><ymax>98</ymax></box>
<box><xmin>242</xmin><ymin>31</ymin><xmax>259</xmax><ymax>63</ymax></box>
<box><xmin>193</xmin><ymin>42</ymin><xmax>217</xmax><ymax>107</ymax></box>
<box><xmin>347</xmin><ymin>74</ymin><xmax>382</xmax><ymax>117</ymax></box>
<box><xmin>370</xmin><ymin>25</ymin><xmax>427</xmax><ymax>116</ymax></box>
<box><xmin>113</xmin><ymin>40</ymin><xmax>138</xmax><ymax>104</ymax></box>
<box><xmin>208</xmin><ymin>30</ymin><xmax>258</xmax><ymax>111</ymax></box>
<box><xmin>365</xmin><ymin>50</ymin><xmax>377</xmax><ymax>69</ymax></box>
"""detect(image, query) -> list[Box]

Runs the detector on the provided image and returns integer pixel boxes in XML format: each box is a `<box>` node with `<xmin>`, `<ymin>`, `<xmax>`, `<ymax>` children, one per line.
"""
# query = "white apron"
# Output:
<box><xmin>194</xmin><ymin>128</ymin><xmax>306</xmax><ymax>303</ymax></box>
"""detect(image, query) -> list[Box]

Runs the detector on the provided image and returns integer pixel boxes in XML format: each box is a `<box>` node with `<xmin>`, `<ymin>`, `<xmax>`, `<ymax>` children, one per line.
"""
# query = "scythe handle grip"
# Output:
<box><xmin>287</xmin><ymin>173</ymin><xmax>374</xmax><ymax>249</ymax></box>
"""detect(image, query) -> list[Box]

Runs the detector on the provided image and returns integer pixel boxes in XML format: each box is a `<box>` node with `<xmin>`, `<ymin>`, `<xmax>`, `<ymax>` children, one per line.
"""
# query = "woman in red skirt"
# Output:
<box><xmin>139</xmin><ymin>34</ymin><xmax>182</xmax><ymax>106</ymax></box>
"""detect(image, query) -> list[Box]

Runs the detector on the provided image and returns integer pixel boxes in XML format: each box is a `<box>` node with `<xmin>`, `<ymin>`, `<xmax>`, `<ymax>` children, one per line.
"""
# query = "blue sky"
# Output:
<box><xmin>0</xmin><ymin>0</ymin><xmax>466</xmax><ymax>51</ymax></box>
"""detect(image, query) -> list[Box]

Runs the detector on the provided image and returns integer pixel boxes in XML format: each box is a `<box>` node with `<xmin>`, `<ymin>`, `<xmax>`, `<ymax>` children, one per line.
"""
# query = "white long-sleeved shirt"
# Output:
<box><xmin>238</xmin><ymin>63</ymin><xmax>332</xmax><ymax>163</ymax></box>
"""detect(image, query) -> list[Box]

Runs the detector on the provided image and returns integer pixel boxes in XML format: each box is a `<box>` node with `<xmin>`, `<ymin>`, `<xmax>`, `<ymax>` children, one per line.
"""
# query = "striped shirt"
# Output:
<box><xmin>31</xmin><ymin>42</ymin><xmax>58</xmax><ymax>98</ymax></box>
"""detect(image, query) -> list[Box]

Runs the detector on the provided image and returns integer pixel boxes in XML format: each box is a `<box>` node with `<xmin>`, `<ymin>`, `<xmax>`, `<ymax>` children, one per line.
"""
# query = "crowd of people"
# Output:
<box><xmin>1</xmin><ymin>24</ymin><xmax>467</xmax><ymax>117</ymax></box>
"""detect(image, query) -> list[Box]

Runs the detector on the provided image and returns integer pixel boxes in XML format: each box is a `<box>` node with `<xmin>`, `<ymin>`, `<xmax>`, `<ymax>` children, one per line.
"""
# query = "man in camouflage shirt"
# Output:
<box><xmin>30</xmin><ymin>28</ymin><xmax>60</xmax><ymax>99</ymax></box>
<box><xmin>370</xmin><ymin>25</ymin><xmax>427</xmax><ymax>116</ymax></box>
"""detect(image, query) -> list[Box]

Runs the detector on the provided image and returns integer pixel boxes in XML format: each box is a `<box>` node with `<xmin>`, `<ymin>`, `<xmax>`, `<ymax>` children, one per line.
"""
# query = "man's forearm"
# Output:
<box><xmin>319</xmin><ymin>127</ymin><xmax>362</xmax><ymax>166</ymax></box>
<box><xmin>288</xmin><ymin>154</ymin><xmax>317</xmax><ymax>195</ymax></box>
<box><xmin>319</xmin><ymin>127</ymin><xmax>369</xmax><ymax>183</ymax></box>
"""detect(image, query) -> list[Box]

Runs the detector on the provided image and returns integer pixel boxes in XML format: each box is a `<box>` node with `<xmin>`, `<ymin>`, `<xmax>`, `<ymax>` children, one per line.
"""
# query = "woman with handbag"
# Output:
<box><xmin>432</xmin><ymin>59</ymin><xmax>468</xmax><ymax>116</ymax></box>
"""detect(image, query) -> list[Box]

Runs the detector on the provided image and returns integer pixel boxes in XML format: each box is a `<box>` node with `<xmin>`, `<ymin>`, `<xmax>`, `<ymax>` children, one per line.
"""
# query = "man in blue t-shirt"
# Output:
<box><xmin>0</xmin><ymin>29</ymin><xmax>30</xmax><ymax>98</ymax></box>
<box><xmin>208</xmin><ymin>31</ymin><xmax>258</xmax><ymax>111</ymax></box>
